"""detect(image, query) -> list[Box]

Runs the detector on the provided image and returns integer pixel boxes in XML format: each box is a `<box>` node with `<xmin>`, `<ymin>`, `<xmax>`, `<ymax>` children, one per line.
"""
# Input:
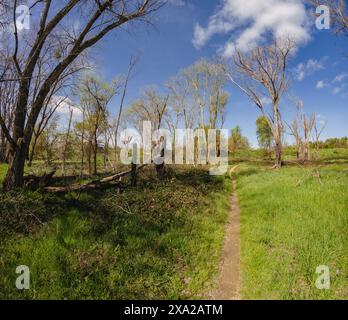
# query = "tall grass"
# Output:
<box><xmin>0</xmin><ymin>168</ymin><xmax>232</xmax><ymax>299</ymax></box>
<box><xmin>237</xmin><ymin>164</ymin><xmax>348</xmax><ymax>299</ymax></box>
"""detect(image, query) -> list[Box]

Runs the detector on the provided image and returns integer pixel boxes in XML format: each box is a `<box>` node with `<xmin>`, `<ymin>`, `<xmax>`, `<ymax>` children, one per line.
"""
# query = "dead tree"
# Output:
<box><xmin>227</xmin><ymin>39</ymin><xmax>295</xmax><ymax>168</ymax></box>
<box><xmin>287</xmin><ymin>100</ymin><xmax>315</xmax><ymax>162</ymax></box>
<box><xmin>114</xmin><ymin>56</ymin><xmax>137</xmax><ymax>169</ymax></box>
<box><xmin>313</xmin><ymin>117</ymin><xmax>328</xmax><ymax>153</ymax></box>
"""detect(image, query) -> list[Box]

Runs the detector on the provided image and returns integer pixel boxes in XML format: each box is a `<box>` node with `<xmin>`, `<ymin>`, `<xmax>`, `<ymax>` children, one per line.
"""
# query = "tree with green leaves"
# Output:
<box><xmin>256</xmin><ymin>116</ymin><xmax>273</xmax><ymax>157</ymax></box>
<box><xmin>229</xmin><ymin>126</ymin><xmax>250</xmax><ymax>158</ymax></box>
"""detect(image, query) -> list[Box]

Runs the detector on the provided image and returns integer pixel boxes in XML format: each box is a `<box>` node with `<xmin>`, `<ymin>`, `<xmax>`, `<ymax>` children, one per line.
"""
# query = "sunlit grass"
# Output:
<box><xmin>237</xmin><ymin>164</ymin><xmax>348</xmax><ymax>300</ymax></box>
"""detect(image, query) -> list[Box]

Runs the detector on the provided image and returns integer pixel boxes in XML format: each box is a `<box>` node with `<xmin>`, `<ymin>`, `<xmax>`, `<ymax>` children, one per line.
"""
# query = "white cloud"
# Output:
<box><xmin>294</xmin><ymin>58</ymin><xmax>326</xmax><ymax>81</ymax></box>
<box><xmin>332</xmin><ymin>87</ymin><xmax>342</xmax><ymax>95</ymax></box>
<box><xmin>331</xmin><ymin>84</ymin><xmax>347</xmax><ymax>96</ymax></box>
<box><xmin>316</xmin><ymin>114</ymin><xmax>327</xmax><ymax>126</ymax></box>
<box><xmin>260</xmin><ymin>96</ymin><xmax>272</xmax><ymax>106</ymax></box>
<box><xmin>333</xmin><ymin>73</ymin><xmax>348</xmax><ymax>83</ymax></box>
<box><xmin>192</xmin><ymin>0</ymin><xmax>310</xmax><ymax>57</ymax></box>
<box><xmin>53</xmin><ymin>96</ymin><xmax>82</xmax><ymax>126</ymax></box>
<box><xmin>314</xmin><ymin>73</ymin><xmax>348</xmax><ymax>97</ymax></box>
<box><xmin>167</xmin><ymin>0</ymin><xmax>186</xmax><ymax>6</ymax></box>
<box><xmin>54</xmin><ymin>96</ymin><xmax>80</xmax><ymax>115</ymax></box>
<box><xmin>316</xmin><ymin>80</ymin><xmax>325</xmax><ymax>89</ymax></box>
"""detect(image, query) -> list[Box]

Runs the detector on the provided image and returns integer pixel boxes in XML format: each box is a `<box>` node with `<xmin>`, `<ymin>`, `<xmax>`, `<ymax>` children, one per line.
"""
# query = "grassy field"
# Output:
<box><xmin>0</xmin><ymin>148</ymin><xmax>347</xmax><ymax>300</ymax></box>
<box><xmin>237</xmin><ymin>163</ymin><xmax>348</xmax><ymax>299</ymax></box>
<box><xmin>0</xmin><ymin>166</ymin><xmax>232</xmax><ymax>299</ymax></box>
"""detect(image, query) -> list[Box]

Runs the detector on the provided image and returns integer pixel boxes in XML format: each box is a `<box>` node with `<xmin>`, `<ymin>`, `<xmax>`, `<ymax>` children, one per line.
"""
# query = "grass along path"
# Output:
<box><xmin>0</xmin><ymin>167</ymin><xmax>233</xmax><ymax>299</ymax></box>
<box><xmin>237</xmin><ymin>164</ymin><xmax>348</xmax><ymax>300</ymax></box>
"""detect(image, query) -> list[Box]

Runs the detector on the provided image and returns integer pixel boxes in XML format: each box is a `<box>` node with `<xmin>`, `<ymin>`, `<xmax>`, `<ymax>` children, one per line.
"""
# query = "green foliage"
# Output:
<box><xmin>0</xmin><ymin>168</ymin><xmax>231</xmax><ymax>299</ymax></box>
<box><xmin>229</xmin><ymin>126</ymin><xmax>250</xmax><ymax>157</ymax></box>
<box><xmin>237</xmin><ymin>164</ymin><xmax>348</xmax><ymax>300</ymax></box>
<box><xmin>256</xmin><ymin>116</ymin><xmax>272</xmax><ymax>151</ymax></box>
<box><xmin>316</xmin><ymin>137</ymin><xmax>348</xmax><ymax>149</ymax></box>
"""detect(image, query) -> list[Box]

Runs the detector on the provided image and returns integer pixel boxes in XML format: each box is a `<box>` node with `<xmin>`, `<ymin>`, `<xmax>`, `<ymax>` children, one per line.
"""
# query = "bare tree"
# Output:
<box><xmin>0</xmin><ymin>0</ymin><xmax>162</xmax><ymax>190</ymax></box>
<box><xmin>287</xmin><ymin>100</ymin><xmax>315</xmax><ymax>161</ymax></box>
<box><xmin>77</xmin><ymin>74</ymin><xmax>119</xmax><ymax>176</ymax></box>
<box><xmin>313</xmin><ymin>116</ymin><xmax>328</xmax><ymax>153</ymax></box>
<box><xmin>113</xmin><ymin>56</ymin><xmax>137</xmax><ymax>169</ymax></box>
<box><xmin>0</xmin><ymin>63</ymin><xmax>17</xmax><ymax>162</ymax></box>
<box><xmin>29</xmin><ymin>96</ymin><xmax>68</xmax><ymax>166</ymax></box>
<box><xmin>226</xmin><ymin>39</ymin><xmax>295</xmax><ymax>168</ymax></box>
<box><xmin>182</xmin><ymin>59</ymin><xmax>228</xmax><ymax>130</ymax></box>
<box><xmin>126</xmin><ymin>88</ymin><xmax>169</xmax><ymax>177</ymax></box>
<box><xmin>167</xmin><ymin>73</ymin><xmax>189</xmax><ymax>129</ymax></box>
<box><xmin>127</xmin><ymin>89</ymin><xmax>169</xmax><ymax>133</ymax></box>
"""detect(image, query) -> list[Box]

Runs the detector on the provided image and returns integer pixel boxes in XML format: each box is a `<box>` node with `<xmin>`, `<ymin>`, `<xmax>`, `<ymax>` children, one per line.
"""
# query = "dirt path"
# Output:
<box><xmin>209</xmin><ymin>180</ymin><xmax>241</xmax><ymax>300</ymax></box>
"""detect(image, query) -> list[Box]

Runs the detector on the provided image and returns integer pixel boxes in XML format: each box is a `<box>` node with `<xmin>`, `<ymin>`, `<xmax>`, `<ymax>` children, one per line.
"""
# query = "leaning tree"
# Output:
<box><xmin>0</xmin><ymin>0</ymin><xmax>162</xmax><ymax>191</ymax></box>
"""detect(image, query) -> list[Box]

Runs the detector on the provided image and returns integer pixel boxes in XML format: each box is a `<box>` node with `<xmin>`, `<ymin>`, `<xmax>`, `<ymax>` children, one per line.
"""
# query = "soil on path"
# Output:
<box><xmin>209</xmin><ymin>180</ymin><xmax>241</xmax><ymax>300</ymax></box>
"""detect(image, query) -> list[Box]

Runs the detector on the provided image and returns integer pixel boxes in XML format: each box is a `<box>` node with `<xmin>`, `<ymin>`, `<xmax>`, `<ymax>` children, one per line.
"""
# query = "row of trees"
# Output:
<box><xmin>0</xmin><ymin>37</ymin><xmax>338</xmax><ymax>182</ymax></box>
<box><xmin>0</xmin><ymin>0</ymin><xmax>347</xmax><ymax>190</ymax></box>
<box><xmin>0</xmin><ymin>0</ymin><xmax>162</xmax><ymax>190</ymax></box>
<box><xmin>17</xmin><ymin>58</ymin><xmax>230</xmax><ymax>177</ymax></box>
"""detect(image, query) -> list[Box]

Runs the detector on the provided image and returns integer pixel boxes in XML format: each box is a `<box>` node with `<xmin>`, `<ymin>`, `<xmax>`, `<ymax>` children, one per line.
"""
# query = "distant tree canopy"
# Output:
<box><xmin>229</xmin><ymin>126</ymin><xmax>250</xmax><ymax>157</ymax></box>
<box><xmin>256</xmin><ymin>116</ymin><xmax>272</xmax><ymax>152</ymax></box>
<box><xmin>314</xmin><ymin>137</ymin><xmax>348</xmax><ymax>149</ymax></box>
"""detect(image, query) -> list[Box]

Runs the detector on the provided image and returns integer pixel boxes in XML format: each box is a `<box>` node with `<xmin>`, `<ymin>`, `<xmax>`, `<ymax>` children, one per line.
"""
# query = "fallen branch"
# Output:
<box><xmin>45</xmin><ymin>165</ymin><xmax>146</xmax><ymax>194</ymax></box>
<box><xmin>24</xmin><ymin>171</ymin><xmax>56</xmax><ymax>189</ymax></box>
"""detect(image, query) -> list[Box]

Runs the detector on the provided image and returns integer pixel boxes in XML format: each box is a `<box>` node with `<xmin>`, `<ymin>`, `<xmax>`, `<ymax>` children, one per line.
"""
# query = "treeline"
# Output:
<box><xmin>311</xmin><ymin>137</ymin><xmax>348</xmax><ymax>149</ymax></box>
<box><xmin>0</xmin><ymin>0</ymin><xmax>346</xmax><ymax>190</ymax></box>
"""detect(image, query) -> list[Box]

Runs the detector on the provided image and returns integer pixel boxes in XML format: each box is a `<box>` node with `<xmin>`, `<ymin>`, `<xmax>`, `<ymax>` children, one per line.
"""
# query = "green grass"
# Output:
<box><xmin>1</xmin><ymin>147</ymin><xmax>347</xmax><ymax>300</ymax></box>
<box><xmin>0</xmin><ymin>167</ymin><xmax>232</xmax><ymax>299</ymax></box>
<box><xmin>237</xmin><ymin>164</ymin><xmax>348</xmax><ymax>300</ymax></box>
<box><xmin>231</xmin><ymin>147</ymin><xmax>348</xmax><ymax>163</ymax></box>
<box><xmin>0</xmin><ymin>164</ymin><xmax>7</xmax><ymax>183</ymax></box>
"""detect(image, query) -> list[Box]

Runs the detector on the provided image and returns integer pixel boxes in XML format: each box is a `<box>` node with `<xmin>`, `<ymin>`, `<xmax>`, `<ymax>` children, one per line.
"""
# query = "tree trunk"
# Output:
<box><xmin>155</xmin><ymin>140</ymin><xmax>165</xmax><ymax>178</ymax></box>
<box><xmin>103</xmin><ymin>133</ymin><xmax>108</xmax><ymax>169</ymax></box>
<box><xmin>131</xmin><ymin>162</ymin><xmax>137</xmax><ymax>187</ymax></box>
<box><xmin>86</xmin><ymin>138</ymin><xmax>93</xmax><ymax>177</ymax></box>
<box><xmin>62</xmin><ymin>109</ymin><xmax>73</xmax><ymax>176</ymax></box>
<box><xmin>3</xmin><ymin>144</ymin><xmax>27</xmax><ymax>191</ymax></box>
<box><xmin>273</xmin><ymin>102</ymin><xmax>282</xmax><ymax>168</ymax></box>
<box><xmin>304</xmin><ymin>141</ymin><xmax>311</xmax><ymax>161</ymax></box>
<box><xmin>274</xmin><ymin>140</ymin><xmax>282</xmax><ymax>168</ymax></box>
<box><xmin>28</xmin><ymin>134</ymin><xmax>39</xmax><ymax>167</ymax></box>
<box><xmin>93</xmin><ymin>135</ymin><xmax>98</xmax><ymax>176</ymax></box>
<box><xmin>0</xmin><ymin>133</ymin><xmax>6</xmax><ymax>163</ymax></box>
<box><xmin>131</xmin><ymin>143</ymin><xmax>138</xmax><ymax>187</ymax></box>
<box><xmin>114</xmin><ymin>57</ymin><xmax>135</xmax><ymax>170</ymax></box>
<box><xmin>80</xmin><ymin>111</ymin><xmax>85</xmax><ymax>177</ymax></box>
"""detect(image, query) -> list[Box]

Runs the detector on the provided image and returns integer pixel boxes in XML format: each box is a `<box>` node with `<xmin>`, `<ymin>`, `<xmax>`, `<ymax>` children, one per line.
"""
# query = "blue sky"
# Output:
<box><xmin>89</xmin><ymin>0</ymin><xmax>347</xmax><ymax>147</ymax></box>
